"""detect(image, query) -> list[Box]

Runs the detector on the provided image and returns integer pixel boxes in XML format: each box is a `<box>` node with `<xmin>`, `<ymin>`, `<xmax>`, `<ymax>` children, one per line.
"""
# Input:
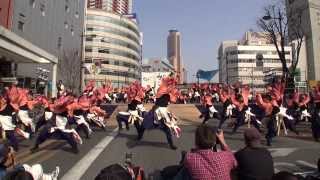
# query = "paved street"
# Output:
<box><xmin>15</xmin><ymin>104</ymin><xmax>320</xmax><ymax>180</ymax></box>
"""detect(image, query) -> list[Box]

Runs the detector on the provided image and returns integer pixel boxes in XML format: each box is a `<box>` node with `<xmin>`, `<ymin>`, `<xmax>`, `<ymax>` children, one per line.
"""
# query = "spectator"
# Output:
<box><xmin>272</xmin><ymin>171</ymin><xmax>298</xmax><ymax>180</ymax></box>
<box><xmin>4</xmin><ymin>169</ymin><xmax>33</xmax><ymax>180</ymax></box>
<box><xmin>184</xmin><ymin>125</ymin><xmax>237</xmax><ymax>180</ymax></box>
<box><xmin>0</xmin><ymin>143</ymin><xmax>59</xmax><ymax>180</ymax></box>
<box><xmin>235</xmin><ymin>128</ymin><xmax>274</xmax><ymax>180</ymax></box>
<box><xmin>0</xmin><ymin>143</ymin><xmax>15</xmax><ymax>179</ymax></box>
<box><xmin>95</xmin><ymin>164</ymin><xmax>132</xmax><ymax>180</ymax></box>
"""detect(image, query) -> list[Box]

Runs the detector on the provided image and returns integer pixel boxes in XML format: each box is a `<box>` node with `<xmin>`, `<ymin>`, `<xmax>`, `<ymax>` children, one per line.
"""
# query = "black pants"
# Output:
<box><xmin>265</xmin><ymin>116</ymin><xmax>277</xmax><ymax>146</ymax></box>
<box><xmin>69</xmin><ymin>117</ymin><xmax>90</xmax><ymax>138</ymax></box>
<box><xmin>218</xmin><ymin>102</ymin><xmax>232</xmax><ymax>129</ymax></box>
<box><xmin>76</xmin><ymin>123</ymin><xmax>90</xmax><ymax>138</ymax></box>
<box><xmin>232</xmin><ymin>110</ymin><xmax>246</xmax><ymax>133</ymax></box>
<box><xmin>311</xmin><ymin>117</ymin><xmax>320</xmax><ymax>141</ymax></box>
<box><xmin>5</xmin><ymin>130</ymin><xmax>19</xmax><ymax>151</ymax></box>
<box><xmin>202</xmin><ymin>109</ymin><xmax>221</xmax><ymax>124</ymax></box>
<box><xmin>35</xmin><ymin>116</ymin><xmax>47</xmax><ymax>133</ymax></box>
<box><xmin>138</xmin><ymin>122</ymin><xmax>174</xmax><ymax>146</ymax></box>
<box><xmin>34</xmin><ymin>126</ymin><xmax>77</xmax><ymax>149</ymax></box>
<box><xmin>117</xmin><ymin>115</ymin><xmax>141</xmax><ymax>134</ymax></box>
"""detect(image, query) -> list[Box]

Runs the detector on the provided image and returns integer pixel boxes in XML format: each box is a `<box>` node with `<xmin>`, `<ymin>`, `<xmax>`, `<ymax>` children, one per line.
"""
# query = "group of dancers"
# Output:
<box><xmin>0</xmin><ymin>81</ymin><xmax>109</xmax><ymax>153</ymax></box>
<box><xmin>0</xmin><ymin>76</ymin><xmax>182</xmax><ymax>153</ymax></box>
<box><xmin>117</xmin><ymin>77</ymin><xmax>181</xmax><ymax>150</ymax></box>
<box><xmin>1</xmin><ymin>76</ymin><xmax>320</xmax><ymax>154</ymax></box>
<box><xmin>197</xmin><ymin>80</ymin><xmax>320</xmax><ymax>146</ymax></box>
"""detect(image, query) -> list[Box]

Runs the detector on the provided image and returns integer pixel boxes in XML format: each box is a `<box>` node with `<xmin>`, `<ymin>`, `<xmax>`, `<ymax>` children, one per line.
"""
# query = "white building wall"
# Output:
<box><xmin>220</xmin><ymin>44</ymin><xmax>292</xmax><ymax>91</ymax></box>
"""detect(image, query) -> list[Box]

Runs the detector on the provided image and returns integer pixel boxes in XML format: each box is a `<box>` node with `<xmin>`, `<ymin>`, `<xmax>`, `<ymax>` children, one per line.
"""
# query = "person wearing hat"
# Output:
<box><xmin>235</xmin><ymin>128</ymin><xmax>274</xmax><ymax>180</ymax></box>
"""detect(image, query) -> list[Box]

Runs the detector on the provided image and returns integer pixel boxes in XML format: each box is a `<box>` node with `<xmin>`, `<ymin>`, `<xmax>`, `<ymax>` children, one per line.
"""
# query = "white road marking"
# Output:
<box><xmin>61</xmin><ymin>128</ymin><xmax>119</xmax><ymax>180</ymax></box>
<box><xmin>296</xmin><ymin>160</ymin><xmax>318</xmax><ymax>169</ymax></box>
<box><xmin>269</xmin><ymin>148</ymin><xmax>297</xmax><ymax>157</ymax></box>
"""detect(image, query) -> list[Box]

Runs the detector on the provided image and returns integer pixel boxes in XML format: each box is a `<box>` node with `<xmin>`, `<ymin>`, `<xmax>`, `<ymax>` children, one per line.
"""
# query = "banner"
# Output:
<box><xmin>196</xmin><ymin>70</ymin><xmax>218</xmax><ymax>81</ymax></box>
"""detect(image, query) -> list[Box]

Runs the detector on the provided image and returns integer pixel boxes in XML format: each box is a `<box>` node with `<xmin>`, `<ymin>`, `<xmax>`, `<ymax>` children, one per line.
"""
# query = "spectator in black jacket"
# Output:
<box><xmin>235</xmin><ymin>128</ymin><xmax>274</xmax><ymax>180</ymax></box>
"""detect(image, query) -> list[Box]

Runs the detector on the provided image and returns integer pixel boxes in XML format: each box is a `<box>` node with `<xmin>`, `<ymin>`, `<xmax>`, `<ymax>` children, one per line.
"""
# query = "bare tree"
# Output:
<box><xmin>58</xmin><ymin>50</ymin><xmax>81</xmax><ymax>94</ymax></box>
<box><xmin>257</xmin><ymin>0</ymin><xmax>304</xmax><ymax>90</ymax></box>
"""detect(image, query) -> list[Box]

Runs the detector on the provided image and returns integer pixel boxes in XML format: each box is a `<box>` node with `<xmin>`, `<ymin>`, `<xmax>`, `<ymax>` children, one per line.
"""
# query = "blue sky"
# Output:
<box><xmin>134</xmin><ymin>0</ymin><xmax>273</xmax><ymax>82</ymax></box>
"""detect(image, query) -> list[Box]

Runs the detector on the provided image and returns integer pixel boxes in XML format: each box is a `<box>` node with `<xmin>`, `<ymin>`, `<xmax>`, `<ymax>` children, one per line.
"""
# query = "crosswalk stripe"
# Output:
<box><xmin>296</xmin><ymin>160</ymin><xmax>318</xmax><ymax>169</ymax></box>
<box><xmin>61</xmin><ymin>128</ymin><xmax>119</xmax><ymax>180</ymax></box>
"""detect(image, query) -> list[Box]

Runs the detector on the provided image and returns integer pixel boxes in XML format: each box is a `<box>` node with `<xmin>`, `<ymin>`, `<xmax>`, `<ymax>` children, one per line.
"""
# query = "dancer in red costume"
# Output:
<box><xmin>138</xmin><ymin>76</ymin><xmax>181</xmax><ymax>150</ymax></box>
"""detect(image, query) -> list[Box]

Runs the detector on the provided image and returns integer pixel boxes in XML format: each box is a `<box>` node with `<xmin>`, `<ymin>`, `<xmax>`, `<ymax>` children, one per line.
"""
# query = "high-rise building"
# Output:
<box><xmin>218</xmin><ymin>31</ymin><xmax>294</xmax><ymax>91</ymax></box>
<box><xmin>286</xmin><ymin>0</ymin><xmax>320</xmax><ymax>81</ymax></box>
<box><xmin>84</xmin><ymin>9</ymin><xmax>141</xmax><ymax>88</ymax></box>
<box><xmin>167</xmin><ymin>29</ymin><xmax>184</xmax><ymax>84</ymax></box>
<box><xmin>87</xmin><ymin>0</ymin><xmax>132</xmax><ymax>15</ymax></box>
<box><xmin>0</xmin><ymin>0</ymin><xmax>14</xmax><ymax>29</ymax></box>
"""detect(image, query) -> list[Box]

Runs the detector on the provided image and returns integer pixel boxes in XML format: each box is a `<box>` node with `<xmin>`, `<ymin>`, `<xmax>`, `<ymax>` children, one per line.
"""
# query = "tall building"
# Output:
<box><xmin>0</xmin><ymin>0</ymin><xmax>84</xmax><ymax>95</ymax></box>
<box><xmin>0</xmin><ymin>0</ymin><xmax>14</xmax><ymax>29</ymax></box>
<box><xmin>84</xmin><ymin>9</ymin><xmax>141</xmax><ymax>88</ymax></box>
<box><xmin>286</xmin><ymin>0</ymin><xmax>320</xmax><ymax>81</ymax></box>
<box><xmin>87</xmin><ymin>0</ymin><xmax>132</xmax><ymax>14</ymax></box>
<box><xmin>167</xmin><ymin>29</ymin><xmax>184</xmax><ymax>84</ymax></box>
<box><xmin>218</xmin><ymin>31</ymin><xmax>293</xmax><ymax>91</ymax></box>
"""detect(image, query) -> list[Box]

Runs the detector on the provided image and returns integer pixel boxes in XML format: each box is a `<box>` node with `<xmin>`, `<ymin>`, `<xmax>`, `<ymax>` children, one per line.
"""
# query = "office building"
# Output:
<box><xmin>84</xmin><ymin>9</ymin><xmax>141</xmax><ymax>88</ymax></box>
<box><xmin>218</xmin><ymin>31</ymin><xmax>293</xmax><ymax>91</ymax></box>
<box><xmin>87</xmin><ymin>0</ymin><xmax>132</xmax><ymax>14</ymax></box>
<box><xmin>286</xmin><ymin>0</ymin><xmax>320</xmax><ymax>81</ymax></box>
<box><xmin>167</xmin><ymin>29</ymin><xmax>184</xmax><ymax>84</ymax></box>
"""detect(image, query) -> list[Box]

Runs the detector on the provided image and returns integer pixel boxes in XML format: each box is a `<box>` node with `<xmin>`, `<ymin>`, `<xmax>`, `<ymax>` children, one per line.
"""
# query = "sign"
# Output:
<box><xmin>141</xmin><ymin>72</ymin><xmax>171</xmax><ymax>92</ymax></box>
<box><xmin>84</xmin><ymin>63</ymin><xmax>101</xmax><ymax>75</ymax></box>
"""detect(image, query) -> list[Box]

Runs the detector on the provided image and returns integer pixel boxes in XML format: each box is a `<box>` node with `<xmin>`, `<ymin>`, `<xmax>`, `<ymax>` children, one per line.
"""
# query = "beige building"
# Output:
<box><xmin>286</xmin><ymin>0</ymin><xmax>320</xmax><ymax>81</ymax></box>
<box><xmin>218</xmin><ymin>32</ymin><xmax>293</xmax><ymax>91</ymax></box>
<box><xmin>167</xmin><ymin>29</ymin><xmax>184</xmax><ymax>84</ymax></box>
<box><xmin>84</xmin><ymin>9</ymin><xmax>141</xmax><ymax>88</ymax></box>
<box><xmin>87</xmin><ymin>0</ymin><xmax>132</xmax><ymax>15</ymax></box>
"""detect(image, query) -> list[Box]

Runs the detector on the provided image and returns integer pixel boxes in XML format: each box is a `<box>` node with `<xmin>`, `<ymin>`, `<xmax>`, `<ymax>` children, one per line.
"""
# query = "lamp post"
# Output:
<box><xmin>256</xmin><ymin>53</ymin><xmax>264</xmax><ymax>91</ymax></box>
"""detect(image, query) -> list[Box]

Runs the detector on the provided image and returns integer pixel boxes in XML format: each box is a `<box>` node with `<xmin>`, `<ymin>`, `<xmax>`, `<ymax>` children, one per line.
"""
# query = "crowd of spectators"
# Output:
<box><xmin>162</xmin><ymin>125</ymin><xmax>320</xmax><ymax>180</ymax></box>
<box><xmin>91</xmin><ymin>125</ymin><xmax>320</xmax><ymax>180</ymax></box>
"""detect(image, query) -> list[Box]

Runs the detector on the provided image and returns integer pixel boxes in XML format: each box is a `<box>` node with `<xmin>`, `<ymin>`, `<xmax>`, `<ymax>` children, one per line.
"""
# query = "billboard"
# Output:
<box><xmin>141</xmin><ymin>72</ymin><xmax>171</xmax><ymax>92</ymax></box>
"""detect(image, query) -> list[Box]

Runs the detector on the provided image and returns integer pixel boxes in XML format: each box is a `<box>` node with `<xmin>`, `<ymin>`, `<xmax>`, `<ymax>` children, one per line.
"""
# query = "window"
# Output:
<box><xmin>29</xmin><ymin>0</ymin><xmax>36</xmax><ymax>8</ymax></box>
<box><xmin>19</xmin><ymin>13</ymin><xmax>25</xmax><ymax>18</ymax></box>
<box><xmin>40</xmin><ymin>3</ymin><xmax>45</xmax><ymax>16</ymax></box>
<box><xmin>85</xmin><ymin>48</ymin><xmax>92</xmax><ymax>52</ymax></box>
<box><xmin>98</xmin><ymin>49</ymin><xmax>110</xmax><ymax>54</ymax></box>
<box><xmin>18</xmin><ymin>21</ymin><xmax>24</xmax><ymax>31</ymax></box>
<box><xmin>288</xmin><ymin>0</ymin><xmax>295</xmax><ymax>4</ymax></box>
<box><xmin>65</xmin><ymin>5</ymin><xmax>70</xmax><ymax>13</ymax></box>
<box><xmin>57</xmin><ymin>37</ymin><xmax>62</xmax><ymax>49</ymax></box>
<box><xmin>64</xmin><ymin>21</ymin><xmax>68</xmax><ymax>29</ymax></box>
<box><xmin>71</xmin><ymin>25</ymin><xmax>74</xmax><ymax>36</ymax></box>
<box><xmin>75</xmin><ymin>11</ymin><xmax>79</xmax><ymax>18</ymax></box>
